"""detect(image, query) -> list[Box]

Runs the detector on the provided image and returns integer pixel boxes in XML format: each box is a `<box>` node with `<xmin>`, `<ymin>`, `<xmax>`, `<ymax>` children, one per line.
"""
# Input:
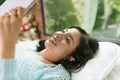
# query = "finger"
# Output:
<box><xmin>0</xmin><ymin>16</ymin><xmax>4</xmax><ymax>20</ymax></box>
<box><xmin>0</xmin><ymin>16</ymin><xmax>4</xmax><ymax>22</ymax></box>
<box><xmin>10</xmin><ymin>9</ymin><xmax>17</xmax><ymax>23</ymax></box>
<box><xmin>4</xmin><ymin>13</ymin><xmax>10</xmax><ymax>18</ymax></box>
<box><xmin>3</xmin><ymin>13</ymin><xmax>10</xmax><ymax>25</ymax></box>
<box><xmin>0</xmin><ymin>16</ymin><xmax>4</xmax><ymax>26</ymax></box>
<box><xmin>9</xmin><ymin>8</ymin><xmax>18</xmax><ymax>23</ymax></box>
<box><xmin>9</xmin><ymin>8</ymin><xmax>17</xmax><ymax>17</ymax></box>
<box><xmin>16</xmin><ymin>7</ymin><xmax>23</xmax><ymax>19</ymax></box>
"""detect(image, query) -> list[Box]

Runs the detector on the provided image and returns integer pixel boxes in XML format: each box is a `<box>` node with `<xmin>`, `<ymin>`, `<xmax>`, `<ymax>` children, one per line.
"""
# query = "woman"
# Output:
<box><xmin>0</xmin><ymin>7</ymin><xmax>99</xmax><ymax>80</ymax></box>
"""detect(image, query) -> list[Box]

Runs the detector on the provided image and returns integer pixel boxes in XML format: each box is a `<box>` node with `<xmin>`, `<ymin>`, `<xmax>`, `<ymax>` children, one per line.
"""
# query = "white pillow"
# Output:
<box><xmin>17</xmin><ymin>41</ymin><xmax>120</xmax><ymax>80</ymax></box>
<box><xmin>17</xmin><ymin>40</ymin><xmax>39</xmax><ymax>50</ymax></box>
<box><xmin>72</xmin><ymin>42</ymin><xmax>120</xmax><ymax>80</ymax></box>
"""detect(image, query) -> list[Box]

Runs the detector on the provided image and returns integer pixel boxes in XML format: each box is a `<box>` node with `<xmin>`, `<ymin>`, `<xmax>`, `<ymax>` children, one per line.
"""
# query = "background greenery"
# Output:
<box><xmin>43</xmin><ymin>0</ymin><xmax>80</xmax><ymax>34</ymax></box>
<box><xmin>43</xmin><ymin>0</ymin><xmax>120</xmax><ymax>41</ymax></box>
<box><xmin>0</xmin><ymin>0</ymin><xmax>120</xmax><ymax>41</ymax></box>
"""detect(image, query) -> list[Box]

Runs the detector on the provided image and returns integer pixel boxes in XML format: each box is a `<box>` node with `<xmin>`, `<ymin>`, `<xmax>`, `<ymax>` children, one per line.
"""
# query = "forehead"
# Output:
<box><xmin>67</xmin><ymin>28</ymin><xmax>81</xmax><ymax>37</ymax></box>
<box><xmin>67</xmin><ymin>28</ymin><xmax>81</xmax><ymax>44</ymax></box>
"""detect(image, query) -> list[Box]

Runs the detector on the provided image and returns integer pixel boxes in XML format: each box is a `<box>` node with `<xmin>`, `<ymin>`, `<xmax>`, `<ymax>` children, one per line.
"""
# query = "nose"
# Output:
<box><xmin>54</xmin><ymin>31</ymin><xmax>68</xmax><ymax>39</ymax></box>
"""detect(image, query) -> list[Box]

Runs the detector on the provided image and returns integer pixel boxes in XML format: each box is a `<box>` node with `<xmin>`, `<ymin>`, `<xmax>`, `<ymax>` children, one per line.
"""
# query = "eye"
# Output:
<box><xmin>62</xmin><ymin>29</ymin><xmax>68</xmax><ymax>33</ymax></box>
<box><xmin>62</xmin><ymin>30</ymin><xmax>65</xmax><ymax>33</ymax></box>
<box><xmin>66</xmin><ymin>36</ymin><xmax>70</xmax><ymax>44</ymax></box>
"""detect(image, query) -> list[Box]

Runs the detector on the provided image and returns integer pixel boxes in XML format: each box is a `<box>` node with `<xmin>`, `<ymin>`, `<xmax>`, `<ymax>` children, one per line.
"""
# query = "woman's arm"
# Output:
<box><xmin>0</xmin><ymin>7</ymin><xmax>23</xmax><ymax>58</ymax></box>
<box><xmin>0</xmin><ymin>3</ymin><xmax>40</xmax><ymax>79</ymax></box>
<box><xmin>0</xmin><ymin>7</ymin><xmax>23</xmax><ymax>80</ymax></box>
<box><xmin>0</xmin><ymin>59</ymin><xmax>20</xmax><ymax>80</ymax></box>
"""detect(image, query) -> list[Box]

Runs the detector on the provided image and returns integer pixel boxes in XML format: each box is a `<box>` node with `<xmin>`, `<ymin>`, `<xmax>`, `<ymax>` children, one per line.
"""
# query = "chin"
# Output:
<box><xmin>44</xmin><ymin>40</ymin><xmax>49</xmax><ymax>47</ymax></box>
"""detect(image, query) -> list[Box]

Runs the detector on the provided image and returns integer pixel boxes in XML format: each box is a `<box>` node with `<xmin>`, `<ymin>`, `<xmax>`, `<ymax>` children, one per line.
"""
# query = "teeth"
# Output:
<box><xmin>50</xmin><ymin>37</ymin><xmax>56</xmax><ymax>46</ymax></box>
<box><xmin>53</xmin><ymin>38</ymin><xmax>56</xmax><ymax>46</ymax></box>
<box><xmin>53</xmin><ymin>38</ymin><xmax>55</xmax><ymax>43</ymax></box>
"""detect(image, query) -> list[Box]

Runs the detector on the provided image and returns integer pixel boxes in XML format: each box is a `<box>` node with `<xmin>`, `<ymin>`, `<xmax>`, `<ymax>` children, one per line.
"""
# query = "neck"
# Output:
<box><xmin>37</xmin><ymin>49</ymin><xmax>57</xmax><ymax>64</ymax></box>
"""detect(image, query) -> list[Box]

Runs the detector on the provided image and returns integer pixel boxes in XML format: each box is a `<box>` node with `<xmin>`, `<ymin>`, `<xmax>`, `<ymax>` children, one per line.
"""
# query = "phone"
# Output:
<box><xmin>0</xmin><ymin>0</ymin><xmax>38</xmax><ymax>16</ymax></box>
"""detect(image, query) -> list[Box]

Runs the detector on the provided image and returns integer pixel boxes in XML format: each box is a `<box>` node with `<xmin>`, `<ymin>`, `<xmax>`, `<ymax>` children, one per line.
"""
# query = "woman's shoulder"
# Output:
<box><xmin>34</xmin><ymin>64</ymin><xmax>71</xmax><ymax>80</ymax></box>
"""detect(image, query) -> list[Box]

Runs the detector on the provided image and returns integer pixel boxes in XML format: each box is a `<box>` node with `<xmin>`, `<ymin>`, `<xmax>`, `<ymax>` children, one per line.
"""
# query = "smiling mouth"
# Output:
<box><xmin>49</xmin><ymin>37</ymin><xmax>57</xmax><ymax>46</ymax></box>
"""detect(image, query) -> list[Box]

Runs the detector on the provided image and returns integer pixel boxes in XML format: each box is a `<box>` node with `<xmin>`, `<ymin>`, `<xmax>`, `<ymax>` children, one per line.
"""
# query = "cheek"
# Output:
<box><xmin>56</xmin><ymin>42</ymin><xmax>69</xmax><ymax>51</ymax></box>
<box><xmin>44</xmin><ymin>40</ymin><xmax>49</xmax><ymax>48</ymax></box>
<box><xmin>55</xmin><ymin>45</ymin><xmax>73</xmax><ymax>56</ymax></box>
<box><xmin>45</xmin><ymin>40</ymin><xmax>73</xmax><ymax>57</ymax></box>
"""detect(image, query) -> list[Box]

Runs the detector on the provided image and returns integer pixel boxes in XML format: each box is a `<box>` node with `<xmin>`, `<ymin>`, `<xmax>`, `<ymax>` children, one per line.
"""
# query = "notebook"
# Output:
<box><xmin>0</xmin><ymin>0</ymin><xmax>38</xmax><ymax>16</ymax></box>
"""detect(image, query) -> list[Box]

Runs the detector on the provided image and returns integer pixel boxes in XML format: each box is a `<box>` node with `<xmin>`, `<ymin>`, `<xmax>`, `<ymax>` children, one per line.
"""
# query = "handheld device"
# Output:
<box><xmin>0</xmin><ymin>0</ymin><xmax>38</xmax><ymax>16</ymax></box>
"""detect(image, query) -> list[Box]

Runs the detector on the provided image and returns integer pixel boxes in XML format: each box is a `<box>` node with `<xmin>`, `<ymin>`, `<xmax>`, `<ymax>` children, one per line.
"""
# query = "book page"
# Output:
<box><xmin>0</xmin><ymin>0</ymin><xmax>37</xmax><ymax>16</ymax></box>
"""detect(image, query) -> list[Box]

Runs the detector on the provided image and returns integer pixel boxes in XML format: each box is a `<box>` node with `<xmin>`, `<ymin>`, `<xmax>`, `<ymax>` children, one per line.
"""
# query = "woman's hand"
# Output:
<box><xmin>0</xmin><ymin>7</ymin><xmax>23</xmax><ymax>59</ymax></box>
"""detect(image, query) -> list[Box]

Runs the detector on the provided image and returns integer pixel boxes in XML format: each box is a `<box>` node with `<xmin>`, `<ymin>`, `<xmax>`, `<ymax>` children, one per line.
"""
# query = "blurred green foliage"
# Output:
<box><xmin>43</xmin><ymin>0</ymin><xmax>80</xmax><ymax>34</ymax></box>
<box><xmin>94</xmin><ymin>0</ymin><xmax>104</xmax><ymax>29</ymax></box>
<box><xmin>43</xmin><ymin>0</ymin><xmax>120</xmax><ymax>38</ymax></box>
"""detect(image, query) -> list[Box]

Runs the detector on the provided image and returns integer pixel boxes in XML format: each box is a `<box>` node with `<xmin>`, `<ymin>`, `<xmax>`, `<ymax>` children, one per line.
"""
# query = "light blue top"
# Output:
<box><xmin>0</xmin><ymin>44</ymin><xmax>70</xmax><ymax>80</ymax></box>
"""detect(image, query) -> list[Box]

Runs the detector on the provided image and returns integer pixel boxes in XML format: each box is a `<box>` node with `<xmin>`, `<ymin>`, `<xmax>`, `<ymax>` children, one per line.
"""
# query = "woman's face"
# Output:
<box><xmin>45</xmin><ymin>28</ymin><xmax>81</xmax><ymax>61</ymax></box>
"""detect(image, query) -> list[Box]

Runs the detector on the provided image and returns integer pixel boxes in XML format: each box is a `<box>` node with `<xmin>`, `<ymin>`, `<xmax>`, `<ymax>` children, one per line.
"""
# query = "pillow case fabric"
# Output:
<box><xmin>17</xmin><ymin>40</ymin><xmax>39</xmax><ymax>50</ymax></box>
<box><xmin>72</xmin><ymin>42</ymin><xmax>120</xmax><ymax>80</ymax></box>
<box><xmin>17</xmin><ymin>41</ymin><xmax>120</xmax><ymax>80</ymax></box>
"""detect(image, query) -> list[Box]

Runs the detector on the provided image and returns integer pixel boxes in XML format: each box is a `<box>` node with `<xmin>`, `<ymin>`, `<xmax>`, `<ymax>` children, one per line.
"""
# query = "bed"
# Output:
<box><xmin>17</xmin><ymin>40</ymin><xmax>120</xmax><ymax>80</ymax></box>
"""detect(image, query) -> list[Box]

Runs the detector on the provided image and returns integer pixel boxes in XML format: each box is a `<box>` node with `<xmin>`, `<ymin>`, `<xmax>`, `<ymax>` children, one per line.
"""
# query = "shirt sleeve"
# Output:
<box><xmin>0</xmin><ymin>59</ymin><xmax>20</xmax><ymax>80</ymax></box>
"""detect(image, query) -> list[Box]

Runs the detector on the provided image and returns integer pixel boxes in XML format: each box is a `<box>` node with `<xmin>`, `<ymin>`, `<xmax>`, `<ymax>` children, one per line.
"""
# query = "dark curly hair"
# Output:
<box><xmin>36</xmin><ymin>26</ymin><xmax>99</xmax><ymax>73</ymax></box>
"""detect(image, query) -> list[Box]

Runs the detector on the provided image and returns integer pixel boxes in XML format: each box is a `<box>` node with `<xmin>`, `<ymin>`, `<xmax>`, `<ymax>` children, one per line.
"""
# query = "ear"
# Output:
<box><xmin>68</xmin><ymin>56</ymin><xmax>75</xmax><ymax>62</ymax></box>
